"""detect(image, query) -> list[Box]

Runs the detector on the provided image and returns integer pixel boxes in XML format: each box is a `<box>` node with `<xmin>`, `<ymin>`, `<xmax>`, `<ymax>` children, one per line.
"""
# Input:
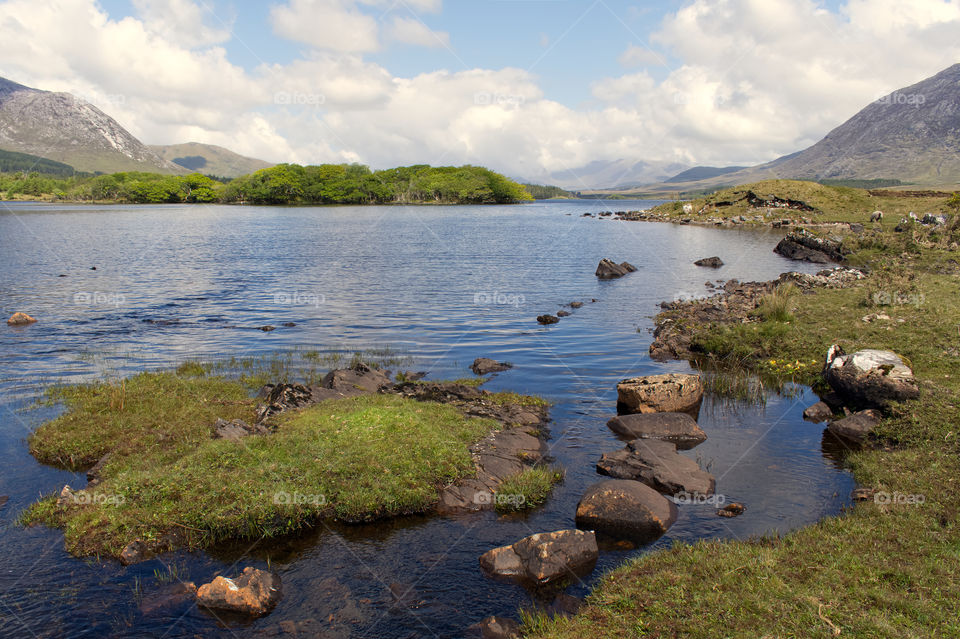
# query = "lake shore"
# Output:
<box><xmin>528</xmin><ymin>184</ymin><xmax>960</xmax><ymax>637</ymax></box>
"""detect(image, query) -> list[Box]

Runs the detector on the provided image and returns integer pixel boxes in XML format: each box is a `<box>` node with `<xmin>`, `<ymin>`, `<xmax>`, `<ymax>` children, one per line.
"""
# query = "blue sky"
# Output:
<box><xmin>1</xmin><ymin>0</ymin><xmax>956</xmax><ymax>185</ymax></box>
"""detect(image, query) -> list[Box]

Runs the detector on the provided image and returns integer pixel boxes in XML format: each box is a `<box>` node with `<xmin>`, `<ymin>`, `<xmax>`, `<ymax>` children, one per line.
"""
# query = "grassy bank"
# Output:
<box><xmin>529</xmin><ymin>213</ymin><xmax>960</xmax><ymax>636</ymax></box>
<box><xmin>22</xmin><ymin>367</ymin><xmax>521</xmax><ymax>558</ymax></box>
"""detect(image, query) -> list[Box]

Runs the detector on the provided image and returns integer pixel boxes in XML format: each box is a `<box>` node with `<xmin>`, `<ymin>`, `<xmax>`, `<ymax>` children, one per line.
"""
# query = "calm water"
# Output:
<box><xmin>0</xmin><ymin>200</ymin><xmax>853</xmax><ymax>638</ymax></box>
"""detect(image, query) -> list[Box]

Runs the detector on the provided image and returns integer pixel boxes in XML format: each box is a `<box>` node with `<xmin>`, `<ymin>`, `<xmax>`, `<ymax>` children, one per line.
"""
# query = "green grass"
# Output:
<box><xmin>22</xmin><ymin>368</ymin><xmax>503</xmax><ymax>557</ymax></box>
<box><xmin>754</xmin><ymin>282</ymin><xmax>797</xmax><ymax>323</ymax></box>
<box><xmin>495</xmin><ymin>466</ymin><xmax>564</xmax><ymax>512</ymax></box>
<box><xmin>529</xmin><ymin>224</ymin><xmax>960</xmax><ymax>638</ymax></box>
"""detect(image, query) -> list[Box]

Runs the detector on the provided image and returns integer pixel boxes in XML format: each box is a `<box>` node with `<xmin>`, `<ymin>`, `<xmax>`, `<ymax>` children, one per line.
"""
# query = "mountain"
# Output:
<box><xmin>0</xmin><ymin>76</ymin><xmax>184</xmax><ymax>174</ymax></box>
<box><xmin>149</xmin><ymin>142</ymin><xmax>273</xmax><ymax>178</ymax></box>
<box><xmin>0</xmin><ymin>148</ymin><xmax>77</xmax><ymax>175</ymax></box>
<box><xmin>540</xmin><ymin>158</ymin><xmax>690</xmax><ymax>190</ymax></box>
<box><xmin>663</xmin><ymin>165</ymin><xmax>748</xmax><ymax>183</ymax></box>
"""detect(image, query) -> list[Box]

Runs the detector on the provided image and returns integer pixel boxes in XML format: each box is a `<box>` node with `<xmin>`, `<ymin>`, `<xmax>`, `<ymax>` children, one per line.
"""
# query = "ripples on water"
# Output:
<box><xmin>0</xmin><ymin>201</ymin><xmax>854</xmax><ymax>638</ymax></box>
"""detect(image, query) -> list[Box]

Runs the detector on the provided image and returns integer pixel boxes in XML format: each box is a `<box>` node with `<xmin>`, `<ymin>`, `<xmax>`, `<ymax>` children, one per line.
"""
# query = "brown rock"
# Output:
<box><xmin>827</xmin><ymin>409</ymin><xmax>882</xmax><ymax>444</ymax></box>
<box><xmin>575</xmin><ymin>480</ymin><xmax>677</xmax><ymax>543</ymax></box>
<box><xmin>120</xmin><ymin>540</ymin><xmax>149</xmax><ymax>565</ymax></box>
<box><xmin>694</xmin><ymin>256</ymin><xmax>724</xmax><ymax>268</ymax></box>
<box><xmin>597</xmin><ymin>439</ymin><xmax>715</xmax><ymax>496</ymax></box>
<box><xmin>537</xmin><ymin>314</ymin><xmax>560</xmax><ymax>325</ymax></box>
<box><xmin>802</xmin><ymin>401</ymin><xmax>834</xmax><ymax>423</ymax></box>
<box><xmin>471</xmin><ymin>358</ymin><xmax>513</xmax><ymax>375</ymax></box>
<box><xmin>196</xmin><ymin>566</ymin><xmax>282</xmax><ymax>617</ymax></box>
<box><xmin>7</xmin><ymin>312</ymin><xmax>37</xmax><ymax>325</ymax></box>
<box><xmin>823</xmin><ymin>345</ymin><xmax>919</xmax><ymax>410</ymax></box>
<box><xmin>717</xmin><ymin>502</ymin><xmax>746</xmax><ymax>517</ymax></box>
<box><xmin>596</xmin><ymin>258</ymin><xmax>637</xmax><ymax>279</ymax></box>
<box><xmin>479</xmin><ymin>530</ymin><xmax>597</xmax><ymax>585</ymax></box>
<box><xmin>851</xmin><ymin>487</ymin><xmax>876</xmax><ymax>502</ymax></box>
<box><xmin>213</xmin><ymin>418</ymin><xmax>270</xmax><ymax>441</ymax></box>
<box><xmin>617</xmin><ymin>373</ymin><xmax>703</xmax><ymax>415</ymax></box>
<box><xmin>466</xmin><ymin>616</ymin><xmax>521</xmax><ymax>639</ymax></box>
<box><xmin>606</xmin><ymin>412</ymin><xmax>707</xmax><ymax>449</ymax></box>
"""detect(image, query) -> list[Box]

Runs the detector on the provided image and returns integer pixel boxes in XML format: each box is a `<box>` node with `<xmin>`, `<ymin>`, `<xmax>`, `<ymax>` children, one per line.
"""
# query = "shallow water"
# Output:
<box><xmin>0</xmin><ymin>200</ymin><xmax>854</xmax><ymax>638</ymax></box>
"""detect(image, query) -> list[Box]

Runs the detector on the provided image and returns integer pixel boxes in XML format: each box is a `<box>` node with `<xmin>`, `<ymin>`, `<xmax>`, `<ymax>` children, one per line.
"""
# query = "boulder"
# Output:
<box><xmin>479</xmin><ymin>530</ymin><xmax>598</xmax><ymax>585</ymax></box>
<box><xmin>575</xmin><ymin>480</ymin><xmax>677</xmax><ymax>543</ymax></box>
<box><xmin>569</xmin><ymin>302</ymin><xmax>584</xmax><ymax>309</ymax></box>
<box><xmin>537</xmin><ymin>314</ymin><xmax>560</xmax><ymax>325</ymax></box>
<box><xmin>596</xmin><ymin>258</ymin><xmax>638</xmax><ymax>279</ymax></box>
<box><xmin>694</xmin><ymin>256</ymin><xmax>724</xmax><ymax>268</ymax></box>
<box><xmin>7</xmin><ymin>312</ymin><xmax>37</xmax><ymax>325</ymax></box>
<box><xmin>466</xmin><ymin>616</ymin><xmax>521</xmax><ymax>639</ymax></box>
<box><xmin>196</xmin><ymin>567</ymin><xmax>282</xmax><ymax>617</ymax></box>
<box><xmin>827</xmin><ymin>409</ymin><xmax>882</xmax><ymax>444</ymax></box>
<box><xmin>802</xmin><ymin>402</ymin><xmax>834</xmax><ymax>423</ymax></box>
<box><xmin>823</xmin><ymin>345</ymin><xmax>919</xmax><ymax>409</ymax></box>
<box><xmin>717</xmin><ymin>503</ymin><xmax>746</xmax><ymax>518</ymax></box>
<box><xmin>606</xmin><ymin>413</ymin><xmax>707</xmax><ymax>449</ymax></box>
<box><xmin>120</xmin><ymin>540</ymin><xmax>149</xmax><ymax>565</ymax></box>
<box><xmin>255</xmin><ymin>383</ymin><xmax>315</xmax><ymax>422</ymax></box>
<box><xmin>556</xmin><ymin>310</ymin><xmax>572</xmax><ymax>317</ymax></box>
<box><xmin>773</xmin><ymin>229</ymin><xmax>846</xmax><ymax>263</ymax></box>
<box><xmin>213</xmin><ymin>418</ymin><xmax>270</xmax><ymax>441</ymax></box>
<box><xmin>597</xmin><ymin>439</ymin><xmax>715</xmax><ymax>496</ymax></box>
<box><xmin>471</xmin><ymin>358</ymin><xmax>513</xmax><ymax>375</ymax></box>
<box><xmin>616</xmin><ymin>374</ymin><xmax>703</xmax><ymax>415</ymax></box>
<box><xmin>320</xmin><ymin>363</ymin><xmax>391</xmax><ymax>396</ymax></box>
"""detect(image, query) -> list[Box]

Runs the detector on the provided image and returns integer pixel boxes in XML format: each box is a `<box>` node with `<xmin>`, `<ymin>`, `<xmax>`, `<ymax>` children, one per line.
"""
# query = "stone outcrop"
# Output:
<box><xmin>575</xmin><ymin>479</ymin><xmax>677</xmax><ymax>543</ymax></box>
<box><xmin>827</xmin><ymin>409</ymin><xmax>882</xmax><ymax>444</ymax></box>
<box><xmin>7</xmin><ymin>312</ymin><xmax>36</xmax><ymax>325</ymax></box>
<box><xmin>774</xmin><ymin>229</ymin><xmax>846</xmax><ymax>263</ymax></box>
<box><xmin>595</xmin><ymin>258</ymin><xmax>638</xmax><ymax>279</ymax></box>
<box><xmin>823</xmin><ymin>345</ymin><xmax>919</xmax><ymax>409</ymax></box>
<box><xmin>196</xmin><ymin>567</ymin><xmax>282</xmax><ymax>617</ymax></box>
<box><xmin>802</xmin><ymin>402</ymin><xmax>834</xmax><ymax>423</ymax></box>
<box><xmin>213</xmin><ymin>418</ymin><xmax>270</xmax><ymax>441</ymax></box>
<box><xmin>616</xmin><ymin>374</ymin><xmax>703</xmax><ymax>415</ymax></box>
<box><xmin>479</xmin><ymin>530</ymin><xmax>598</xmax><ymax>585</ymax></box>
<box><xmin>606</xmin><ymin>412</ymin><xmax>707</xmax><ymax>449</ymax></box>
<box><xmin>694</xmin><ymin>256</ymin><xmax>724</xmax><ymax>268</ymax></box>
<box><xmin>471</xmin><ymin>358</ymin><xmax>513</xmax><ymax>375</ymax></box>
<box><xmin>597</xmin><ymin>439</ymin><xmax>715</xmax><ymax>496</ymax></box>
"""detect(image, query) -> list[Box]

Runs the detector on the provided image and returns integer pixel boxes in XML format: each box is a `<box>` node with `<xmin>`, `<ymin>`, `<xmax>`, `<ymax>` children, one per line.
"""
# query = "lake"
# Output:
<box><xmin>0</xmin><ymin>200</ymin><xmax>854</xmax><ymax>638</ymax></box>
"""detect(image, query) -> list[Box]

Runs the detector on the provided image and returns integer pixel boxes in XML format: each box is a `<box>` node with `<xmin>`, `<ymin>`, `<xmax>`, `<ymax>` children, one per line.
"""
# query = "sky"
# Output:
<box><xmin>0</xmin><ymin>0</ymin><xmax>959</xmax><ymax>183</ymax></box>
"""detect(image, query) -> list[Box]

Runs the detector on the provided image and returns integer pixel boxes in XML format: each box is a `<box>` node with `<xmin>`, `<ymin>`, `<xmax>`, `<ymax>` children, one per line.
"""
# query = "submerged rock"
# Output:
<box><xmin>606</xmin><ymin>412</ymin><xmax>707</xmax><ymax>449</ymax></box>
<box><xmin>823</xmin><ymin>345</ymin><xmax>919</xmax><ymax>410</ymax></box>
<box><xmin>466</xmin><ymin>616</ymin><xmax>521</xmax><ymax>639</ymax></box>
<box><xmin>479</xmin><ymin>530</ymin><xmax>598</xmax><ymax>585</ymax></box>
<box><xmin>575</xmin><ymin>479</ymin><xmax>677</xmax><ymax>543</ymax></box>
<box><xmin>471</xmin><ymin>358</ymin><xmax>513</xmax><ymax>375</ymax></box>
<box><xmin>120</xmin><ymin>540</ymin><xmax>150</xmax><ymax>565</ymax></box>
<box><xmin>616</xmin><ymin>373</ymin><xmax>703</xmax><ymax>415</ymax></box>
<box><xmin>196</xmin><ymin>567</ymin><xmax>282</xmax><ymax>617</ymax></box>
<box><xmin>7</xmin><ymin>312</ymin><xmax>37</xmax><ymax>325</ymax></box>
<box><xmin>595</xmin><ymin>258</ymin><xmax>637</xmax><ymax>279</ymax></box>
<box><xmin>802</xmin><ymin>401</ymin><xmax>834</xmax><ymax>423</ymax></box>
<box><xmin>694</xmin><ymin>256</ymin><xmax>724</xmax><ymax>268</ymax></box>
<box><xmin>717</xmin><ymin>503</ymin><xmax>746</xmax><ymax>518</ymax></box>
<box><xmin>556</xmin><ymin>310</ymin><xmax>572</xmax><ymax>317</ymax></box>
<box><xmin>597</xmin><ymin>439</ymin><xmax>715</xmax><ymax>496</ymax></box>
<box><xmin>537</xmin><ymin>314</ymin><xmax>560</xmax><ymax>325</ymax></box>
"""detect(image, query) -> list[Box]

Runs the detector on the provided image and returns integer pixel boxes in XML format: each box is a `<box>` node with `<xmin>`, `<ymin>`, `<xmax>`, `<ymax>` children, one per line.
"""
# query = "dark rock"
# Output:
<box><xmin>596</xmin><ymin>258</ymin><xmax>637</xmax><ymax>279</ymax></box>
<box><xmin>717</xmin><ymin>503</ymin><xmax>746</xmax><ymax>518</ymax></box>
<box><xmin>0</xmin><ymin>495</ymin><xmax>8</xmax><ymax>510</ymax></box>
<box><xmin>90</xmin><ymin>266</ymin><xmax>97</xmax><ymax>270</ymax></box>
<box><xmin>258</xmin><ymin>325</ymin><xmax>276</xmax><ymax>332</ymax></box>
<box><xmin>617</xmin><ymin>373</ymin><xmax>703</xmax><ymax>415</ymax></box>
<box><xmin>827</xmin><ymin>409</ymin><xmax>882</xmax><ymax>444</ymax></box>
<box><xmin>466</xmin><ymin>616</ymin><xmax>521</xmax><ymax>639</ymax></box>
<box><xmin>255</xmin><ymin>383</ymin><xmax>315</xmax><ymax>422</ymax></box>
<box><xmin>479</xmin><ymin>530</ymin><xmax>598</xmax><ymax>585</ymax></box>
<box><xmin>823</xmin><ymin>345</ymin><xmax>919</xmax><ymax>410</ymax></box>
<box><xmin>556</xmin><ymin>310</ymin><xmax>572</xmax><ymax>317</ymax></box>
<box><xmin>398</xmin><ymin>370</ymin><xmax>428</xmax><ymax>382</ymax></box>
<box><xmin>196</xmin><ymin>567</ymin><xmax>282</xmax><ymax>617</ymax></box>
<box><xmin>597</xmin><ymin>439</ymin><xmax>715</xmax><ymax>496</ymax></box>
<box><xmin>7</xmin><ymin>312</ymin><xmax>37</xmax><ymax>325</ymax></box>
<box><xmin>802</xmin><ymin>401</ymin><xmax>834</xmax><ymax>423</ymax></box>
<box><xmin>319</xmin><ymin>363</ymin><xmax>391</xmax><ymax>396</ymax></box>
<box><xmin>575</xmin><ymin>479</ymin><xmax>677</xmax><ymax>543</ymax></box>
<box><xmin>120</xmin><ymin>540</ymin><xmax>149</xmax><ymax>565</ymax></box>
<box><xmin>546</xmin><ymin>593</ymin><xmax>583</xmax><ymax>618</ymax></box>
<box><xmin>606</xmin><ymin>413</ymin><xmax>707</xmax><ymax>449</ymax></box>
<box><xmin>569</xmin><ymin>302</ymin><xmax>584</xmax><ymax>309</ymax></box>
<box><xmin>537</xmin><ymin>314</ymin><xmax>560</xmax><ymax>325</ymax></box>
<box><xmin>774</xmin><ymin>229</ymin><xmax>846</xmax><ymax>263</ymax></box>
<box><xmin>281</xmin><ymin>322</ymin><xmax>297</xmax><ymax>327</ymax></box>
<box><xmin>694</xmin><ymin>256</ymin><xmax>724</xmax><ymax>268</ymax></box>
<box><xmin>471</xmin><ymin>358</ymin><xmax>513</xmax><ymax>375</ymax></box>
<box><xmin>849</xmin><ymin>223</ymin><xmax>864</xmax><ymax>233</ymax></box>
<box><xmin>213</xmin><ymin>418</ymin><xmax>271</xmax><ymax>441</ymax></box>
<box><xmin>86</xmin><ymin>453</ymin><xmax>111</xmax><ymax>487</ymax></box>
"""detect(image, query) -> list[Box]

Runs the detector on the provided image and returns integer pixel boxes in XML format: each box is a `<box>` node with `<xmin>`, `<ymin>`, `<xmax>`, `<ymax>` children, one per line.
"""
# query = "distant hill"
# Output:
<box><xmin>0</xmin><ymin>76</ymin><xmax>184</xmax><ymax>175</ymax></box>
<box><xmin>0</xmin><ymin>148</ymin><xmax>78</xmax><ymax>175</ymax></box>
<box><xmin>149</xmin><ymin>142</ymin><xmax>273</xmax><ymax>178</ymax></box>
<box><xmin>663</xmin><ymin>166</ymin><xmax>748</xmax><ymax>183</ymax></box>
<box><xmin>540</xmin><ymin>158</ymin><xmax>690</xmax><ymax>190</ymax></box>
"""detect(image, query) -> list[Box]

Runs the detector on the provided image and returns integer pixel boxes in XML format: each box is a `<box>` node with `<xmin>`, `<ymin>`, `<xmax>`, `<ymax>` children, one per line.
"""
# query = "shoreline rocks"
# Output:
<box><xmin>597</xmin><ymin>439</ymin><xmax>715</xmax><ymax>496</ymax></box>
<box><xmin>616</xmin><ymin>374</ymin><xmax>703</xmax><ymax>415</ymax></box>
<box><xmin>606</xmin><ymin>412</ymin><xmax>707</xmax><ymax>449</ymax></box>
<box><xmin>479</xmin><ymin>530</ymin><xmax>598</xmax><ymax>585</ymax></box>
<box><xmin>774</xmin><ymin>229</ymin><xmax>846</xmax><ymax>263</ymax></box>
<box><xmin>823</xmin><ymin>345</ymin><xmax>919</xmax><ymax>410</ymax></box>
<box><xmin>196</xmin><ymin>567</ymin><xmax>282</xmax><ymax>617</ymax></box>
<box><xmin>827</xmin><ymin>409</ymin><xmax>882</xmax><ymax>444</ymax></box>
<box><xmin>575</xmin><ymin>479</ymin><xmax>677</xmax><ymax>543</ymax></box>
<box><xmin>596</xmin><ymin>258</ymin><xmax>637</xmax><ymax>279</ymax></box>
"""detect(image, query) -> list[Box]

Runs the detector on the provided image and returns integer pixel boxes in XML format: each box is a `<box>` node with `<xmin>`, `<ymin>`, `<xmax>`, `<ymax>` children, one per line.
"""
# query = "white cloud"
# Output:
<box><xmin>132</xmin><ymin>0</ymin><xmax>231</xmax><ymax>48</ymax></box>
<box><xmin>386</xmin><ymin>16</ymin><xmax>450</xmax><ymax>48</ymax></box>
<box><xmin>270</xmin><ymin>0</ymin><xmax>381</xmax><ymax>53</ymax></box>
<box><xmin>618</xmin><ymin>44</ymin><xmax>667</xmax><ymax>68</ymax></box>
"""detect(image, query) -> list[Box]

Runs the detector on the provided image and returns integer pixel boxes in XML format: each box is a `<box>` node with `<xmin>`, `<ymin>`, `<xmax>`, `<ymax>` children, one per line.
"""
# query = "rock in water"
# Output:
<box><xmin>606</xmin><ymin>413</ymin><xmax>707</xmax><ymax>449</ymax></box>
<box><xmin>827</xmin><ymin>410</ymin><xmax>882</xmax><ymax>444</ymax></box>
<box><xmin>7</xmin><ymin>312</ymin><xmax>37</xmax><ymax>325</ymax></box>
<box><xmin>479</xmin><ymin>530</ymin><xmax>598</xmax><ymax>585</ymax></box>
<box><xmin>537</xmin><ymin>314</ymin><xmax>560</xmax><ymax>325</ymax></box>
<box><xmin>717</xmin><ymin>503</ymin><xmax>746</xmax><ymax>518</ymax></box>
<box><xmin>597</xmin><ymin>439</ymin><xmax>715</xmax><ymax>496</ymax></box>
<box><xmin>616</xmin><ymin>374</ymin><xmax>703</xmax><ymax>415</ymax></box>
<box><xmin>196</xmin><ymin>567</ymin><xmax>282</xmax><ymax>617</ymax></box>
<box><xmin>575</xmin><ymin>479</ymin><xmax>677</xmax><ymax>543</ymax></box>
<box><xmin>466</xmin><ymin>616</ymin><xmax>521</xmax><ymax>639</ymax></box>
<box><xmin>471</xmin><ymin>358</ymin><xmax>513</xmax><ymax>375</ymax></box>
<box><xmin>823</xmin><ymin>345</ymin><xmax>919</xmax><ymax>409</ymax></box>
<box><xmin>694</xmin><ymin>256</ymin><xmax>724</xmax><ymax>268</ymax></box>
<box><xmin>802</xmin><ymin>401</ymin><xmax>834</xmax><ymax>423</ymax></box>
<box><xmin>595</xmin><ymin>258</ymin><xmax>637</xmax><ymax>279</ymax></box>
